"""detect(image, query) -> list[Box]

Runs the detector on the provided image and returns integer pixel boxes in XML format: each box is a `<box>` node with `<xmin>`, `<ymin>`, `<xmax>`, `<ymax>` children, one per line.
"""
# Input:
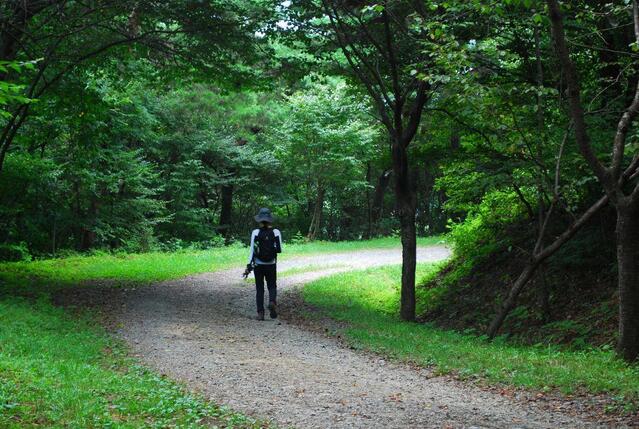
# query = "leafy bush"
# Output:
<box><xmin>447</xmin><ymin>189</ymin><xmax>527</xmax><ymax>280</ymax></box>
<box><xmin>0</xmin><ymin>243</ymin><xmax>31</xmax><ymax>262</ymax></box>
<box><xmin>284</xmin><ymin>231</ymin><xmax>306</xmax><ymax>245</ymax></box>
<box><xmin>121</xmin><ymin>225</ymin><xmax>158</xmax><ymax>253</ymax></box>
<box><xmin>415</xmin><ymin>261</ymin><xmax>449</xmax><ymax>314</ymax></box>
<box><xmin>156</xmin><ymin>234</ymin><xmax>229</xmax><ymax>252</ymax></box>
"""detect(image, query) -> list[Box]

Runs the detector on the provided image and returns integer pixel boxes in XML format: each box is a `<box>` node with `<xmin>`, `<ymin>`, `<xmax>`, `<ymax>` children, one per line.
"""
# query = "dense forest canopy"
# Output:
<box><xmin>2</xmin><ymin>1</ymin><xmax>639</xmax><ymax>360</ymax></box>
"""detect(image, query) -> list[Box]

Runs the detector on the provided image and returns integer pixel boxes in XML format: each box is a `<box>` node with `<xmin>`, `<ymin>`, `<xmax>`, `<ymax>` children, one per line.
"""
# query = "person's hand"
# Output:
<box><xmin>242</xmin><ymin>264</ymin><xmax>253</xmax><ymax>279</ymax></box>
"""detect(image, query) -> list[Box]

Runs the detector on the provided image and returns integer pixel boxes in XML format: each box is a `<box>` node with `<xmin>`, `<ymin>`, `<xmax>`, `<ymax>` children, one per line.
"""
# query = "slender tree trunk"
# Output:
<box><xmin>533</xmin><ymin>24</ymin><xmax>551</xmax><ymax>323</ymax></box>
<box><xmin>307</xmin><ymin>185</ymin><xmax>325</xmax><ymax>241</ymax></box>
<box><xmin>366</xmin><ymin>162</ymin><xmax>372</xmax><ymax>239</ymax></box>
<box><xmin>217</xmin><ymin>184</ymin><xmax>233</xmax><ymax>237</ymax></box>
<box><xmin>487</xmin><ymin>263</ymin><xmax>540</xmax><ymax>338</ymax></box>
<box><xmin>616</xmin><ymin>200</ymin><xmax>639</xmax><ymax>361</ymax></box>
<box><xmin>393</xmin><ymin>139</ymin><xmax>417</xmax><ymax>321</ymax></box>
<box><xmin>399</xmin><ymin>197</ymin><xmax>417</xmax><ymax>321</ymax></box>
<box><xmin>370</xmin><ymin>169</ymin><xmax>392</xmax><ymax>234</ymax></box>
<box><xmin>423</xmin><ymin>162</ymin><xmax>436</xmax><ymax>232</ymax></box>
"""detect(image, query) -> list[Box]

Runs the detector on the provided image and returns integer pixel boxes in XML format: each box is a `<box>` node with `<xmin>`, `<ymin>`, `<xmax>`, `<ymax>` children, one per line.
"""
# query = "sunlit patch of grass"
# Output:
<box><xmin>302</xmin><ymin>265</ymin><xmax>639</xmax><ymax>407</ymax></box>
<box><xmin>278</xmin><ymin>263</ymin><xmax>348</xmax><ymax>277</ymax></box>
<box><xmin>285</xmin><ymin>235</ymin><xmax>445</xmax><ymax>255</ymax></box>
<box><xmin>0</xmin><ymin>236</ymin><xmax>446</xmax><ymax>294</ymax></box>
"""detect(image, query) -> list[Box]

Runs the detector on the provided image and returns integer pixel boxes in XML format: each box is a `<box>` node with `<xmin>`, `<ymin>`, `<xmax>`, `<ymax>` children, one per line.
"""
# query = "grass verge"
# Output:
<box><xmin>277</xmin><ymin>263</ymin><xmax>348</xmax><ymax>278</ymax></box>
<box><xmin>0</xmin><ymin>236</ymin><xmax>445</xmax><ymax>293</ymax></box>
<box><xmin>0</xmin><ymin>296</ymin><xmax>268</xmax><ymax>428</ymax></box>
<box><xmin>302</xmin><ymin>264</ymin><xmax>639</xmax><ymax>411</ymax></box>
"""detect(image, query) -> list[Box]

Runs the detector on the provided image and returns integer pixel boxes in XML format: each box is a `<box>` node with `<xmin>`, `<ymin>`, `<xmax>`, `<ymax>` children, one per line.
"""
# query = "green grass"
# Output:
<box><xmin>302</xmin><ymin>264</ymin><xmax>639</xmax><ymax>409</ymax></box>
<box><xmin>278</xmin><ymin>263</ymin><xmax>348</xmax><ymax>277</ymax></box>
<box><xmin>0</xmin><ymin>297</ymin><xmax>268</xmax><ymax>428</ymax></box>
<box><xmin>0</xmin><ymin>236</ymin><xmax>445</xmax><ymax>293</ymax></box>
<box><xmin>283</xmin><ymin>235</ymin><xmax>444</xmax><ymax>254</ymax></box>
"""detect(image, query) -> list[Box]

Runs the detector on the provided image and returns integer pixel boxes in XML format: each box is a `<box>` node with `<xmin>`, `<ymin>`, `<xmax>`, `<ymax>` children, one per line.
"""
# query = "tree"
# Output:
<box><xmin>546</xmin><ymin>0</ymin><xmax>639</xmax><ymax>361</ymax></box>
<box><xmin>0</xmin><ymin>0</ymin><xmax>273</xmax><ymax>174</ymax></box>
<box><xmin>1</xmin><ymin>64</ymin><xmax>167</xmax><ymax>253</ymax></box>
<box><xmin>146</xmin><ymin>85</ymin><xmax>279</xmax><ymax>242</ymax></box>
<box><xmin>298</xmin><ymin>0</ymin><xmax>468</xmax><ymax>320</ymax></box>
<box><xmin>273</xmin><ymin>77</ymin><xmax>377</xmax><ymax>240</ymax></box>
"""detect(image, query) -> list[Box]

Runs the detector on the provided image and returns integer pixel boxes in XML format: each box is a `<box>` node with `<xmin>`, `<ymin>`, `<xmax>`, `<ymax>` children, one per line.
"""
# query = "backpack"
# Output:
<box><xmin>255</xmin><ymin>228</ymin><xmax>280</xmax><ymax>262</ymax></box>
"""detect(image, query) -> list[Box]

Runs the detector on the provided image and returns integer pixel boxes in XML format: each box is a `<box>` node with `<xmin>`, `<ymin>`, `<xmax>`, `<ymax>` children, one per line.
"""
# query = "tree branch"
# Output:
<box><xmin>402</xmin><ymin>81</ymin><xmax>429</xmax><ymax>146</ymax></box>
<box><xmin>611</xmin><ymin>1</ymin><xmax>639</xmax><ymax>180</ymax></box>
<box><xmin>382</xmin><ymin>6</ymin><xmax>403</xmax><ymax>135</ymax></box>
<box><xmin>546</xmin><ymin>0</ymin><xmax>609</xmax><ymax>188</ymax></box>
<box><xmin>327</xmin><ymin>2</ymin><xmax>393</xmax><ymax>110</ymax></box>
<box><xmin>321</xmin><ymin>0</ymin><xmax>394</xmax><ymax>133</ymax></box>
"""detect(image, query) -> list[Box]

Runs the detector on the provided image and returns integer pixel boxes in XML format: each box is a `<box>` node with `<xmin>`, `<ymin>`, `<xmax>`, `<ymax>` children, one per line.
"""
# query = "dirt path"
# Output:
<box><xmin>112</xmin><ymin>246</ymin><xmax>602</xmax><ymax>428</ymax></box>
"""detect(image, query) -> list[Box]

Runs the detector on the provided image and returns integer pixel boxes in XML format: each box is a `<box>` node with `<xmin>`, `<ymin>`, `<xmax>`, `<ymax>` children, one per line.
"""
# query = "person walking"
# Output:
<box><xmin>244</xmin><ymin>208</ymin><xmax>282</xmax><ymax>320</ymax></box>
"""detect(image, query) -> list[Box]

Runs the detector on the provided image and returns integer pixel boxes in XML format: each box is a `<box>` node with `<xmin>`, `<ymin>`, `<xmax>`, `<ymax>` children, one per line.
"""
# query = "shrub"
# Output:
<box><xmin>0</xmin><ymin>243</ymin><xmax>31</xmax><ymax>262</ymax></box>
<box><xmin>446</xmin><ymin>189</ymin><xmax>528</xmax><ymax>283</ymax></box>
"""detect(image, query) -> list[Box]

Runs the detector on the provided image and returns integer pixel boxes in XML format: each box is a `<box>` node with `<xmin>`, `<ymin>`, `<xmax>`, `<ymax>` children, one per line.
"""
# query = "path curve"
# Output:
<box><xmin>113</xmin><ymin>246</ymin><xmax>600</xmax><ymax>428</ymax></box>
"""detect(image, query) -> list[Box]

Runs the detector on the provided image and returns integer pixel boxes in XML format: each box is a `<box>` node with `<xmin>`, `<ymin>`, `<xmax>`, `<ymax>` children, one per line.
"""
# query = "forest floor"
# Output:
<box><xmin>55</xmin><ymin>245</ymin><xmax>622</xmax><ymax>429</ymax></box>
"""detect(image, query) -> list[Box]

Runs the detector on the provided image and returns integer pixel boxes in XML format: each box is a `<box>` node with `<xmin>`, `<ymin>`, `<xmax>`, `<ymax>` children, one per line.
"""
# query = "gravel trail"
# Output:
<box><xmin>113</xmin><ymin>246</ymin><xmax>601</xmax><ymax>428</ymax></box>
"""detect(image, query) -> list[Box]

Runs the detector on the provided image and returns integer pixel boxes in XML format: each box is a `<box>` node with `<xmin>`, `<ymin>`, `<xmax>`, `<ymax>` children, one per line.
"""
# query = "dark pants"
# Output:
<box><xmin>254</xmin><ymin>264</ymin><xmax>277</xmax><ymax>313</ymax></box>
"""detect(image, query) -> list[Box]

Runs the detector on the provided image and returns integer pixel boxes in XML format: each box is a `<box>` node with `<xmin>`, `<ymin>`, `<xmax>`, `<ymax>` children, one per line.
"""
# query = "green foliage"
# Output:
<box><xmin>270</xmin><ymin>76</ymin><xmax>379</xmax><ymax>238</ymax></box>
<box><xmin>0</xmin><ymin>153</ymin><xmax>61</xmax><ymax>251</ymax></box>
<box><xmin>447</xmin><ymin>190</ymin><xmax>526</xmax><ymax>281</ymax></box>
<box><xmin>0</xmin><ymin>243</ymin><xmax>30</xmax><ymax>262</ymax></box>
<box><xmin>2</xmin><ymin>60</ymin><xmax>393</xmax><ymax>255</ymax></box>
<box><xmin>141</xmin><ymin>84</ymin><xmax>280</xmax><ymax>242</ymax></box>
<box><xmin>275</xmin><ymin>77</ymin><xmax>377</xmax><ymax>179</ymax></box>
<box><xmin>0</xmin><ymin>61</ymin><xmax>37</xmax><ymax>117</ymax></box>
<box><xmin>303</xmin><ymin>266</ymin><xmax>639</xmax><ymax>406</ymax></box>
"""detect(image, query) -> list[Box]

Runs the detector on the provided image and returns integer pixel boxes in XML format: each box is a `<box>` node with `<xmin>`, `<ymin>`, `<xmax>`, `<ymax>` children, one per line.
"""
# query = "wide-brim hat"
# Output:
<box><xmin>254</xmin><ymin>207</ymin><xmax>274</xmax><ymax>223</ymax></box>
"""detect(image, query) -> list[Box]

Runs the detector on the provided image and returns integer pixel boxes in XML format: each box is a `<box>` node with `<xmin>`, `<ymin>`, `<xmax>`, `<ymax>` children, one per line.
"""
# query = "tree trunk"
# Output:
<box><xmin>366</xmin><ymin>162</ymin><xmax>372</xmax><ymax>238</ymax></box>
<box><xmin>487</xmin><ymin>262</ymin><xmax>540</xmax><ymax>338</ymax></box>
<box><xmin>399</xmin><ymin>198</ymin><xmax>417</xmax><ymax>321</ymax></box>
<box><xmin>370</xmin><ymin>169</ymin><xmax>392</xmax><ymax>235</ymax></box>
<box><xmin>423</xmin><ymin>162</ymin><xmax>436</xmax><ymax>232</ymax></box>
<box><xmin>616</xmin><ymin>200</ymin><xmax>639</xmax><ymax>361</ymax></box>
<box><xmin>217</xmin><ymin>184</ymin><xmax>233</xmax><ymax>237</ymax></box>
<box><xmin>393</xmin><ymin>140</ymin><xmax>417</xmax><ymax>321</ymax></box>
<box><xmin>307</xmin><ymin>185</ymin><xmax>325</xmax><ymax>241</ymax></box>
